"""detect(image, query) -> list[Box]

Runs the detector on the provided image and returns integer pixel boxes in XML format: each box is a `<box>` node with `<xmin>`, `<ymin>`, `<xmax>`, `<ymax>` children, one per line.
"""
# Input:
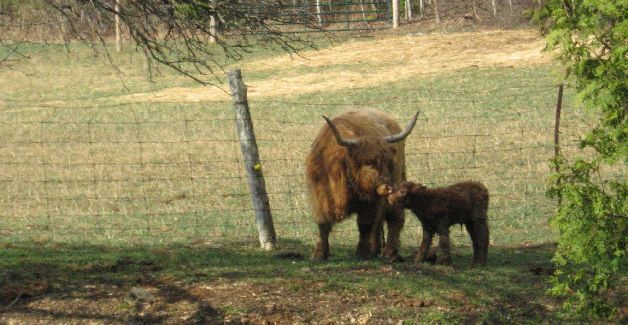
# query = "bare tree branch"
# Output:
<box><xmin>2</xmin><ymin>0</ymin><xmax>322</xmax><ymax>84</ymax></box>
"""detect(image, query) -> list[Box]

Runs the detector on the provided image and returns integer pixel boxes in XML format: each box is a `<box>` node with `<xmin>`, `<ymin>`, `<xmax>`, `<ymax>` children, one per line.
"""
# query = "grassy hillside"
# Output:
<box><xmin>0</xmin><ymin>28</ymin><xmax>604</xmax><ymax>323</ymax></box>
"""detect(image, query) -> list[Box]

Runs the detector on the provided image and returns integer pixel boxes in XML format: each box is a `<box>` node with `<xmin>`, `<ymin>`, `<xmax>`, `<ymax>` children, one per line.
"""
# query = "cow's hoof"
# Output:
<box><xmin>356</xmin><ymin>242</ymin><xmax>377</xmax><ymax>260</ymax></box>
<box><xmin>311</xmin><ymin>247</ymin><xmax>329</xmax><ymax>261</ymax></box>
<box><xmin>423</xmin><ymin>252</ymin><xmax>438</xmax><ymax>264</ymax></box>
<box><xmin>355</xmin><ymin>251</ymin><xmax>375</xmax><ymax>260</ymax></box>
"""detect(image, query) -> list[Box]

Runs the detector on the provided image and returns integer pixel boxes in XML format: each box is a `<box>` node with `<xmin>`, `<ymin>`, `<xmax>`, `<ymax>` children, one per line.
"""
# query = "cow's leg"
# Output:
<box><xmin>436</xmin><ymin>227</ymin><xmax>452</xmax><ymax>265</ymax></box>
<box><xmin>356</xmin><ymin>207</ymin><xmax>382</xmax><ymax>259</ymax></box>
<box><xmin>382</xmin><ymin>206</ymin><xmax>405</xmax><ymax>262</ymax></box>
<box><xmin>414</xmin><ymin>226</ymin><xmax>434</xmax><ymax>264</ymax></box>
<box><xmin>312</xmin><ymin>222</ymin><xmax>332</xmax><ymax>261</ymax></box>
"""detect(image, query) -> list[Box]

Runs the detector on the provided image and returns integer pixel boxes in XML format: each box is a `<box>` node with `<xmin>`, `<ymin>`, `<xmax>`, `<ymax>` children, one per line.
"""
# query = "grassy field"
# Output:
<box><xmin>0</xmin><ymin>29</ymin><xmax>605</xmax><ymax>323</ymax></box>
<box><xmin>0</xmin><ymin>59</ymin><xmax>580</xmax><ymax>247</ymax></box>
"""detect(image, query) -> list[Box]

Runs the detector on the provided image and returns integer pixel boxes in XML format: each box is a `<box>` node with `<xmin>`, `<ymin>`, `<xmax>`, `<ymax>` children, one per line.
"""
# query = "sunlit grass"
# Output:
<box><xmin>0</xmin><ymin>36</ymin><xmax>603</xmax><ymax>253</ymax></box>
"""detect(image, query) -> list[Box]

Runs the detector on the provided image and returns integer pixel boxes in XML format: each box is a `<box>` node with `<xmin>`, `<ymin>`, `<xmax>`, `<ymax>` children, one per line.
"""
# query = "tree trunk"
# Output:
<box><xmin>209</xmin><ymin>0</ymin><xmax>217</xmax><ymax>43</ymax></box>
<box><xmin>360</xmin><ymin>0</ymin><xmax>367</xmax><ymax>24</ymax></box>
<box><xmin>316</xmin><ymin>0</ymin><xmax>322</xmax><ymax>26</ymax></box>
<box><xmin>433</xmin><ymin>0</ymin><xmax>440</xmax><ymax>23</ymax></box>
<box><xmin>115</xmin><ymin>0</ymin><xmax>121</xmax><ymax>52</ymax></box>
<box><xmin>392</xmin><ymin>0</ymin><xmax>399</xmax><ymax>28</ymax></box>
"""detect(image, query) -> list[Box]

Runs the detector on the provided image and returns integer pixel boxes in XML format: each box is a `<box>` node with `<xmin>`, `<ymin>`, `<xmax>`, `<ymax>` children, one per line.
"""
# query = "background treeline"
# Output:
<box><xmin>0</xmin><ymin>0</ymin><xmax>542</xmax><ymax>41</ymax></box>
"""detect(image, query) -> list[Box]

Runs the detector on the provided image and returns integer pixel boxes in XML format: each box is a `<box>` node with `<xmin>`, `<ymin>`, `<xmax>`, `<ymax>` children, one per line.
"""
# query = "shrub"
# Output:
<box><xmin>535</xmin><ymin>0</ymin><xmax>627</xmax><ymax>319</ymax></box>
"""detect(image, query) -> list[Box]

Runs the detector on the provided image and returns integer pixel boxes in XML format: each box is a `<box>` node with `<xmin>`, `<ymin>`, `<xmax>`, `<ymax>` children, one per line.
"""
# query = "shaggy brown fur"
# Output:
<box><xmin>306</xmin><ymin>109</ymin><xmax>418</xmax><ymax>261</ymax></box>
<box><xmin>385</xmin><ymin>181</ymin><xmax>490</xmax><ymax>266</ymax></box>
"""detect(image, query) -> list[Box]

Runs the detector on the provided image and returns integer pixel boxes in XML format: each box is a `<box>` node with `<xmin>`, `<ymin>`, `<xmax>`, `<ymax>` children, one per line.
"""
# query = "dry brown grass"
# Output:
<box><xmin>119</xmin><ymin>29</ymin><xmax>549</xmax><ymax>103</ymax></box>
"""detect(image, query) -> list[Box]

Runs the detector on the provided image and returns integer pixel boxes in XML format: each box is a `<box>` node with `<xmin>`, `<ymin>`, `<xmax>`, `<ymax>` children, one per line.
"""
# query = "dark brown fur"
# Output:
<box><xmin>386</xmin><ymin>181</ymin><xmax>490</xmax><ymax>266</ymax></box>
<box><xmin>306</xmin><ymin>109</ymin><xmax>416</xmax><ymax>261</ymax></box>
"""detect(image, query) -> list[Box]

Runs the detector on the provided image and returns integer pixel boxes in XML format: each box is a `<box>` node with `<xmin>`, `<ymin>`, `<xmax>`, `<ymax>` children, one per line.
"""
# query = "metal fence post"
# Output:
<box><xmin>554</xmin><ymin>82</ymin><xmax>564</xmax><ymax>206</ymax></box>
<box><xmin>227</xmin><ymin>69</ymin><xmax>277</xmax><ymax>251</ymax></box>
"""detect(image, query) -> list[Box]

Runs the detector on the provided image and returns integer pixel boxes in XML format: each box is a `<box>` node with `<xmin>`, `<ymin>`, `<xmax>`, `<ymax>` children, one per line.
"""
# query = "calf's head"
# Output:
<box><xmin>381</xmin><ymin>181</ymin><xmax>427</xmax><ymax>206</ymax></box>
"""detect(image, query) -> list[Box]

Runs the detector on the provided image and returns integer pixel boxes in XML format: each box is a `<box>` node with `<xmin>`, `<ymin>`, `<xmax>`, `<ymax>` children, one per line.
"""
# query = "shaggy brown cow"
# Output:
<box><xmin>306</xmin><ymin>109</ymin><xmax>419</xmax><ymax>261</ymax></box>
<box><xmin>385</xmin><ymin>181</ymin><xmax>490</xmax><ymax>266</ymax></box>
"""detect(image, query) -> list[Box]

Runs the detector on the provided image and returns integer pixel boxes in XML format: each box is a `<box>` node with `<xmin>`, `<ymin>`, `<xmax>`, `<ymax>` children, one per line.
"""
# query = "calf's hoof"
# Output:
<box><xmin>412</xmin><ymin>251</ymin><xmax>438</xmax><ymax>264</ymax></box>
<box><xmin>436</xmin><ymin>256</ymin><xmax>453</xmax><ymax>266</ymax></box>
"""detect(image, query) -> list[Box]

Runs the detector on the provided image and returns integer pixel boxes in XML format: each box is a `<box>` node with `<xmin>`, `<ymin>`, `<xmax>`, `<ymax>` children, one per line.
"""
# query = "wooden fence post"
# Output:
<box><xmin>554</xmin><ymin>83</ymin><xmax>564</xmax><ymax>206</ymax></box>
<box><xmin>433</xmin><ymin>0</ymin><xmax>440</xmax><ymax>23</ymax></box>
<box><xmin>227</xmin><ymin>69</ymin><xmax>277</xmax><ymax>251</ymax></box>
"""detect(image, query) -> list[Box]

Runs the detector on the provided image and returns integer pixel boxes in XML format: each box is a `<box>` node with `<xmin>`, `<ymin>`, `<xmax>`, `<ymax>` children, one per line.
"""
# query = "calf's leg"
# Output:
<box><xmin>437</xmin><ymin>227</ymin><xmax>452</xmax><ymax>265</ymax></box>
<box><xmin>465</xmin><ymin>222</ymin><xmax>481</xmax><ymax>266</ymax></box>
<box><xmin>415</xmin><ymin>227</ymin><xmax>434</xmax><ymax>264</ymax></box>
<box><xmin>473</xmin><ymin>219</ymin><xmax>489</xmax><ymax>266</ymax></box>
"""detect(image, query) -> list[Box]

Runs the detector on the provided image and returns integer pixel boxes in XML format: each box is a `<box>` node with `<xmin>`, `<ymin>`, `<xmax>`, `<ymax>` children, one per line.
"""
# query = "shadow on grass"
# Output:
<box><xmin>0</xmin><ymin>240</ymin><xmax>561</xmax><ymax>323</ymax></box>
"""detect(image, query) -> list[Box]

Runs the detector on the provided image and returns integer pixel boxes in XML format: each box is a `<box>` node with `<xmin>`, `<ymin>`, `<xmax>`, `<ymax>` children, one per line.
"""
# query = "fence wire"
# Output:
<box><xmin>0</xmin><ymin>83</ymin><xmax>617</xmax><ymax>250</ymax></box>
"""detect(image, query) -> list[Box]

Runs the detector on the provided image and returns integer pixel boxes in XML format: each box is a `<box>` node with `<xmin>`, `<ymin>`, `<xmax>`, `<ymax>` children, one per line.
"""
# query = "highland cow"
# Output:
<box><xmin>306</xmin><ymin>109</ymin><xmax>419</xmax><ymax>261</ymax></box>
<box><xmin>385</xmin><ymin>181</ymin><xmax>490</xmax><ymax>266</ymax></box>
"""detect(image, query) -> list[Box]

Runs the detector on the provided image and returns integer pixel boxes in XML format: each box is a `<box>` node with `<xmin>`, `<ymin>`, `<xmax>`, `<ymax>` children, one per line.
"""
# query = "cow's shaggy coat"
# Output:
<box><xmin>306</xmin><ymin>109</ymin><xmax>418</xmax><ymax>261</ymax></box>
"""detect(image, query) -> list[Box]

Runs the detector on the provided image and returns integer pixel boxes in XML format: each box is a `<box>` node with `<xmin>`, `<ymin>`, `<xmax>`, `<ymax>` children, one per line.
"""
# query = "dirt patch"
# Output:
<box><xmin>0</xmin><ymin>274</ymin><xmax>441</xmax><ymax>325</ymax></box>
<box><xmin>0</xmin><ymin>246</ymin><xmax>568</xmax><ymax>325</ymax></box>
<box><xmin>120</xmin><ymin>29</ymin><xmax>549</xmax><ymax>103</ymax></box>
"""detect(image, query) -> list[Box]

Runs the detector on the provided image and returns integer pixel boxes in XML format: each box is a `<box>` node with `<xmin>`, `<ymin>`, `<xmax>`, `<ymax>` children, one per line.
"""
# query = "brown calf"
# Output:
<box><xmin>385</xmin><ymin>181</ymin><xmax>490</xmax><ymax>266</ymax></box>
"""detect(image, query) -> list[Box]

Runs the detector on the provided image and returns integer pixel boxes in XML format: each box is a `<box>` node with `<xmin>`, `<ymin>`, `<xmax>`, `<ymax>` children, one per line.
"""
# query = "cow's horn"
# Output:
<box><xmin>322</xmin><ymin>115</ymin><xmax>359</xmax><ymax>147</ymax></box>
<box><xmin>383</xmin><ymin>111</ymin><xmax>420</xmax><ymax>143</ymax></box>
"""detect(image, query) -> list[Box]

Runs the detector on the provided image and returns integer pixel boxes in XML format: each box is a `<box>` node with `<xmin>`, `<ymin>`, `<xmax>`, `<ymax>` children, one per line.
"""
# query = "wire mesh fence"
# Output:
<box><xmin>259</xmin><ymin>0</ymin><xmax>392</xmax><ymax>32</ymax></box>
<box><xmin>0</xmin><ymin>76</ymin><xmax>617</xmax><ymax>251</ymax></box>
